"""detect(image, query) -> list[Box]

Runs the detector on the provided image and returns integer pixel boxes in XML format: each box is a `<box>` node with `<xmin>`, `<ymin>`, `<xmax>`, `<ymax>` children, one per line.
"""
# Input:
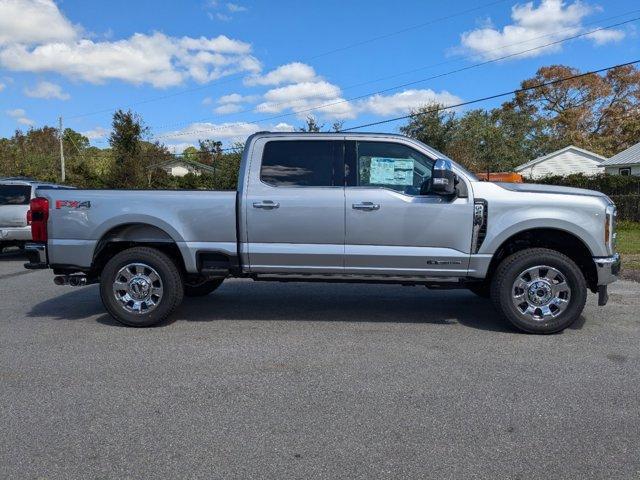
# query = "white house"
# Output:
<box><xmin>600</xmin><ymin>141</ymin><xmax>640</xmax><ymax>176</ymax></box>
<box><xmin>514</xmin><ymin>145</ymin><xmax>605</xmax><ymax>179</ymax></box>
<box><xmin>152</xmin><ymin>158</ymin><xmax>216</xmax><ymax>177</ymax></box>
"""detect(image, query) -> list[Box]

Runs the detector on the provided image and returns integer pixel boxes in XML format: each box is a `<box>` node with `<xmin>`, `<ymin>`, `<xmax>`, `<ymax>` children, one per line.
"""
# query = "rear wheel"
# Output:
<box><xmin>100</xmin><ymin>247</ymin><xmax>183</xmax><ymax>327</ymax></box>
<box><xmin>184</xmin><ymin>278</ymin><xmax>224</xmax><ymax>297</ymax></box>
<box><xmin>490</xmin><ymin>248</ymin><xmax>587</xmax><ymax>334</ymax></box>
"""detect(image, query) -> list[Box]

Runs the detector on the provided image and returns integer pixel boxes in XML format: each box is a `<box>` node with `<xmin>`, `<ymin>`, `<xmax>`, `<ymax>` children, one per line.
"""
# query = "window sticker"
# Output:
<box><xmin>369</xmin><ymin>157</ymin><xmax>414</xmax><ymax>185</ymax></box>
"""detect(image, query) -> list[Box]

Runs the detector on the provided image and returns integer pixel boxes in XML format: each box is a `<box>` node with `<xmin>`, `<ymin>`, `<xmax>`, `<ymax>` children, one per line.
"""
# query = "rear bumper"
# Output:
<box><xmin>0</xmin><ymin>225</ymin><xmax>31</xmax><ymax>241</ymax></box>
<box><xmin>24</xmin><ymin>242</ymin><xmax>48</xmax><ymax>269</ymax></box>
<box><xmin>594</xmin><ymin>253</ymin><xmax>621</xmax><ymax>286</ymax></box>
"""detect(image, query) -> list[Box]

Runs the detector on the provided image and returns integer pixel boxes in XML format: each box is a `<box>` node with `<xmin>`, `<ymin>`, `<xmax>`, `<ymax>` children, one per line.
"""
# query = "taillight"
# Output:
<box><xmin>28</xmin><ymin>197</ymin><xmax>49</xmax><ymax>242</ymax></box>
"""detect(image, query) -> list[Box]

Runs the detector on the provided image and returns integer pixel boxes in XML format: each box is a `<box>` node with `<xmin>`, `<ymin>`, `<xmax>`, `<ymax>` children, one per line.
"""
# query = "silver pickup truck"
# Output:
<box><xmin>24</xmin><ymin>132</ymin><xmax>620</xmax><ymax>333</ymax></box>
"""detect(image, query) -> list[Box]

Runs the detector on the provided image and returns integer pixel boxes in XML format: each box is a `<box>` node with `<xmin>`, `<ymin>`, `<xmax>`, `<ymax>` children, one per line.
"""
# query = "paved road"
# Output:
<box><xmin>1</xmin><ymin>250</ymin><xmax>639</xmax><ymax>479</ymax></box>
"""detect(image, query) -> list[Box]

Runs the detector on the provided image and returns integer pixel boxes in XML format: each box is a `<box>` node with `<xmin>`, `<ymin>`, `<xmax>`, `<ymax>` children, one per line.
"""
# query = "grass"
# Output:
<box><xmin>617</xmin><ymin>221</ymin><xmax>640</xmax><ymax>274</ymax></box>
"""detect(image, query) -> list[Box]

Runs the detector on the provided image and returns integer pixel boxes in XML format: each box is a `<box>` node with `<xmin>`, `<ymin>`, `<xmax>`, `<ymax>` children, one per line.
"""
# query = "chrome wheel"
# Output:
<box><xmin>511</xmin><ymin>265</ymin><xmax>571</xmax><ymax>321</ymax></box>
<box><xmin>112</xmin><ymin>263</ymin><xmax>163</xmax><ymax>314</ymax></box>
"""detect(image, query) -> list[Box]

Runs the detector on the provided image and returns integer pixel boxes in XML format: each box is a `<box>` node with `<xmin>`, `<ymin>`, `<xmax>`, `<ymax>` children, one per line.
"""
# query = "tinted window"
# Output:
<box><xmin>0</xmin><ymin>185</ymin><xmax>31</xmax><ymax>205</ymax></box>
<box><xmin>356</xmin><ymin>141</ymin><xmax>434</xmax><ymax>195</ymax></box>
<box><xmin>261</xmin><ymin>140</ymin><xmax>340</xmax><ymax>187</ymax></box>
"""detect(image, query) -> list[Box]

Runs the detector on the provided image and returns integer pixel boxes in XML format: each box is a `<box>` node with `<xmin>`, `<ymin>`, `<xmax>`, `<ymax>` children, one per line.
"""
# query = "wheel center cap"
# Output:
<box><xmin>527</xmin><ymin>280</ymin><xmax>552</xmax><ymax>305</ymax></box>
<box><xmin>129</xmin><ymin>276</ymin><xmax>151</xmax><ymax>299</ymax></box>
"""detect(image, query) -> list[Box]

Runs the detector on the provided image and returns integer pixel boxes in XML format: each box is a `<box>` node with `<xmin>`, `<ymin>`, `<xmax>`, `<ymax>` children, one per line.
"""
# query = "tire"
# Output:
<box><xmin>467</xmin><ymin>282</ymin><xmax>490</xmax><ymax>299</ymax></box>
<box><xmin>100</xmin><ymin>247</ymin><xmax>184</xmax><ymax>327</ymax></box>
<box><xmin>184</xmin><ymin>278</ymin><xmax>224</xmax><ymax>297</ymax></box>
<box><xmin>490</xmin><ymin>248</ymin><xmax>587</xmax><ymax>334</ymax></box>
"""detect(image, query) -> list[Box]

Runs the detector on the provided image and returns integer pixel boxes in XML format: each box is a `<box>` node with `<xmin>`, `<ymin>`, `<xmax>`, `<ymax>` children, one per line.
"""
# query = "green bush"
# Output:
<box><xmin>610</xmin><ymin>195</ymin><xmax>640</xmax><ymax>222</ymax></box>
<box><xmin>528</xmin><ymin>173</ymin><xmax>640</xmax><ymax>195</ymax></box>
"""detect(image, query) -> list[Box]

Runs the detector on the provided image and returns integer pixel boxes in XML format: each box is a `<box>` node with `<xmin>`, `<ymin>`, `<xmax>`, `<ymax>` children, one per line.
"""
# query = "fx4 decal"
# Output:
<box><xmin>55</xmin><ymin>200</ymin><xmax>91</xmax><ymax>209</ymax></box>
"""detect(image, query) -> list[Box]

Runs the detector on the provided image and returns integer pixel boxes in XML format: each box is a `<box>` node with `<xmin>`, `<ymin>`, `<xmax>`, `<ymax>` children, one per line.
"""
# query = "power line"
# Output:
<box><xmin>339</xmin><ymin>59</ymin><xmax>640</xmax><ymax>132</ymax></box>
<box><xmin>151</xmin><ymin>18</ymin><xmax>640</xmax><ymax>141</ymax></box>
<box><xmin>64</xmin><ymin>0</ymin><xmax>511</xmax><ymax>121</ymax></box>
<box><xmin>150</xmin><ymin>10</ymin><xmax>640</xmax><ymax>132</ymax></box>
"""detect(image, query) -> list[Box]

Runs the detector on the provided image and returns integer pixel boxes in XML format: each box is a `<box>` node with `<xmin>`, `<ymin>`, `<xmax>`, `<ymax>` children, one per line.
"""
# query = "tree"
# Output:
<box><xmin>510</xmin><ymin>64</ymin><xmax>640</xmax><ymax>156</ymax></box>
<box><xmin>109</xmin><ymin>109</ymin><xmax>149</xmax><ymax>188</ymax></box>
<box><xmin>298</xmin><ymin>116</ymin><xmax>324</xmax><ymax>132</ymax></box>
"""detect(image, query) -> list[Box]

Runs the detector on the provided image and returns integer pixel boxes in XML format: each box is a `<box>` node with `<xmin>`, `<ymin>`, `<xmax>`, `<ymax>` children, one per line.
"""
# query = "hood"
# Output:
<box><xmin>495</xmin><ymin>182</ymin><xmax>610</xmax><ymax>200</ymax></box>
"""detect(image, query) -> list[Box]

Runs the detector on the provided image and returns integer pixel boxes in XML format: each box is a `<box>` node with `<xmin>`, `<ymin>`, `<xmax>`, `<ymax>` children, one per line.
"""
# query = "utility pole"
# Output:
<box><xmin>58</xmin><ymin>116</ymin><xmax>66</xmax><ymax>182</ymax></box>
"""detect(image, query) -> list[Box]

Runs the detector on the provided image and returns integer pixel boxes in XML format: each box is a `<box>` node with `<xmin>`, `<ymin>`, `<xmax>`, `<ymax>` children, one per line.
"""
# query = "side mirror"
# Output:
<box><xmin>430</xmin><ymin>159</ymin><xmax>457</xmax><ymax>196</ymax></box>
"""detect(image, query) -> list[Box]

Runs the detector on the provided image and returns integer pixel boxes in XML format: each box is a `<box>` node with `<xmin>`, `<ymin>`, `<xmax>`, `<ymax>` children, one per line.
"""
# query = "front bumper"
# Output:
<box><xmin>593</xmin><ymin>254</ymin><xmax>621</xmax><ymax>307</ymax></box>
<box><xmin>23</xmin><ymin>242</ymin><xmax>48</xmax><ymax>269</ymax></box>
<box><xmin>594</xmin><ymin>253</ymin><xmax>621</xmax><ymax>286</ymax></box>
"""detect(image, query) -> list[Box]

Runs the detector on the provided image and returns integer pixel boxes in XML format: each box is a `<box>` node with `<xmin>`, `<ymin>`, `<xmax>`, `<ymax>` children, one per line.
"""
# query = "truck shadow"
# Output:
<box><xmin>0</xmin><ymin>249</ymin><xmax>27</xmax><ymax>261</ymax></box>
<box><xmin>24</xmin><ymin>280</ymin><xmax>586</xmax><ymax>334</ymax></box>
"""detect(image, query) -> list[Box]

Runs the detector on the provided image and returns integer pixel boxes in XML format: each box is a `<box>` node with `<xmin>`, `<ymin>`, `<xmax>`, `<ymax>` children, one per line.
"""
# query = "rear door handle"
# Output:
<box><xmin>352</xmin><ymin>202</ymin><xmax>380</xmax><ymax>211</ymax></box>
<box><xmin>253</xmin><ymin>200</ymin><xmax>280</xmax><ymax>209</ymax></box>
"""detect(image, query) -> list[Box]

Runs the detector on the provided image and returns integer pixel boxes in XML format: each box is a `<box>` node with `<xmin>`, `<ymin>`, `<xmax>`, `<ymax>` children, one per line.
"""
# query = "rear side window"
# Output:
<box><xmin>0</xmin><ymin>185</ymin><xmax>31</xmax><ymax>205</ymax></box>
<box><xmin>260</xmin><ymin>140</ymin><xmax>341</xmax><ymax>187</ymax></box>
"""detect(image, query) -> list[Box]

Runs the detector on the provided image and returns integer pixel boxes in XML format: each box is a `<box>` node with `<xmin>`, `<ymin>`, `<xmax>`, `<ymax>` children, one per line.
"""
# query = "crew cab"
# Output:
<box><xmin>24</xmin><ymin>132</ymin><xmax>620</xmax><ymax>333</ymax></box>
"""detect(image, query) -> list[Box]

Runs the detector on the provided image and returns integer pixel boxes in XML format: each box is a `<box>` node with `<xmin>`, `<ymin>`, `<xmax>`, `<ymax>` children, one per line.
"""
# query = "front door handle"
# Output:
<box><xmin>352</xmin><ymin>202</ymin><xmax>380</xmax><ymax>211</ymax></box>
<box><xmin>253</xmin><ymin>200</ymin><xmax>280</xmax><ymax>209</ymax></box>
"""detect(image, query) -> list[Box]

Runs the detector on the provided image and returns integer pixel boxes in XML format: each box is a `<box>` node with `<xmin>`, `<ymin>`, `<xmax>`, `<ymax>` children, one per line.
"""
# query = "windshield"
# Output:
<box><xmin>0</xmin><ymin>185</ymin><xmax>31</xmax><ymax>205</ymax></box>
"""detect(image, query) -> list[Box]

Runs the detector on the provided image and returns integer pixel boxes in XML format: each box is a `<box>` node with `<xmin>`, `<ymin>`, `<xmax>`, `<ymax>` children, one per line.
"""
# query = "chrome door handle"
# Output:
<box><xmin>352</xmin><ymin>202</ymin><xmax>380</xmax><ymax>211</ymax></box>
<box><xmin>253</xmin><ymin>200</ymin><xmax>280</xmax><ymax>209</ymax></box>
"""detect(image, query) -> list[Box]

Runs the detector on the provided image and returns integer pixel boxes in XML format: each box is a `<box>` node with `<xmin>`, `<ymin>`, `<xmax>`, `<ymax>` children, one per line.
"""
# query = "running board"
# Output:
<box><xmin>252</xmin><ymin>273</ymin><xmax>466</xmax><ymax>286</ymax></box>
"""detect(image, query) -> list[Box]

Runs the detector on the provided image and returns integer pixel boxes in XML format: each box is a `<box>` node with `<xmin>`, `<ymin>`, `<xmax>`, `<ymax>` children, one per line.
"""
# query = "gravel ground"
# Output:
<box><xmin>1</xmin><ymin>250</ymin><xmax>639</xmax><ymax>479</ymax></box>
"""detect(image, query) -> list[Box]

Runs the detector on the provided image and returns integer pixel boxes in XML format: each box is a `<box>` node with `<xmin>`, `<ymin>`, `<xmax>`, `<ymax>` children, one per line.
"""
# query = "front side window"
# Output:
<box><xmin>619</xmin><ymin>168</ymin><xmax>631</xmax><ymax>176</ymax></box>
<box><xmin>0</xmin><ymin>185</ymin><xmax>31</xmax><ymax>205</ymax></box>
<box><xmin>260</xmin><ymin>140</ymin><xmax>341</xmax><ymax>187</ymax></box>
<box><xmin>355</xmin><ymin>141</ymin><xmax>435</xmax><ymax>195</ymax></box>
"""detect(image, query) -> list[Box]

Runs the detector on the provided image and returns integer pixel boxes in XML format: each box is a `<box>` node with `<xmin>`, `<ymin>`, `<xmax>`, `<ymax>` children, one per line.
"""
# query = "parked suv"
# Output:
<box><xmin>0</xmin><ymin>178</ymin><xmax>73</xmax><ymax>252</ymax></box>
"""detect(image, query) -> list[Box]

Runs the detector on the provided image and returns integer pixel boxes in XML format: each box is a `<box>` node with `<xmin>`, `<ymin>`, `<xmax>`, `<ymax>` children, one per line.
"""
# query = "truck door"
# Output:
<box><xmin>244</xmin><ymin>138</ymin><xmax>345</xmax><ymax>273</ymax></box>
<box><xmin>343</xmin><ymin>139</ymin><xmax>474</xmax><ymax>276</ymax></box>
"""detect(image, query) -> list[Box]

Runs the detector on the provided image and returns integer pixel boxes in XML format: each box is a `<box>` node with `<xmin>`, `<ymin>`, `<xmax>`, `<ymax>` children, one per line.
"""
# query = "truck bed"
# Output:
<box><xmin>39</xmin><ymin>189</ymin><xmax>238</xmax><ymax>272</ymax></box>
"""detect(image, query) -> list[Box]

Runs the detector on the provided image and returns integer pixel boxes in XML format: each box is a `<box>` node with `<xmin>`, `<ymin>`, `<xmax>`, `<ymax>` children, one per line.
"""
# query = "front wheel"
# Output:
<box><xmin>490</xmin><ymin>248</ymin><xmax>587</xmax><ymax>334</ymax></box>
<box><xmin>100</xmin><ymin>247</ymin><xmax>184</xmax><ymax>327</ymax></box>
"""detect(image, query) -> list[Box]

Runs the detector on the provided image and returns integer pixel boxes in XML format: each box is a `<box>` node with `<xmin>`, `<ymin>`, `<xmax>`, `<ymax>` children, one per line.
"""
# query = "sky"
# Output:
<box><xmin>0</xmin><ymin>0</ymin><xmax>638</xmax><ymax>152</ymax></box>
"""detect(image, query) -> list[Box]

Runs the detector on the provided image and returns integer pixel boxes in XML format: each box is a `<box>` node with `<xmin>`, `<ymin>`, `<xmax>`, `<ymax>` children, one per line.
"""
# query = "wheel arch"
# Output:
<box><xmin>484</xmin><ymin>227</ymin><xmax>598</xmax><ymax>293</ymax></box>
<box><xmin>92</xmin><ymin>223</ymin><xmax>187</xmax><ymax>275</ymax></box>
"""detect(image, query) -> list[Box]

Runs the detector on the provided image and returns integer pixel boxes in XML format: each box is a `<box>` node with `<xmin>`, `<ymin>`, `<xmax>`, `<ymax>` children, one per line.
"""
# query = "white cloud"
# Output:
<box><xmin>0</xmin><ymin>1</ymin><xmax>260</xmax><ymax>88</ymax></box>
<box><xmin>161</xmin><ymin>121</ymin><xmax>261</xmax><ymax>143</ymax></box>
<box><xmin>17</xmin><ymin>117</ymin><xmax>35</xmax><ymax>126</ymax></box>
<box><xmin>0</xmin><ymin>32</ymin><xmax>260</xmax><ymax>88</ymax></box>
<box><xmin>24</xmin><ymin>80</ymin><xmax>70</xmax><ymax>100</ymax></box>
<box><xmin>161</xmin><ymin>121</ymin><xmax>295</xmax><ymax>150</ymax></box>
<box><xmin>0</xmin><ymin>0</ymin><xmax>78</xmax><ymax>46</ymax></box>
<box><xmin>245</xmin><ymin>62</ymin><xmax>318</xmax><ymax>86</ymax></box>
<box><xmin>226</xmin><ymin>3</ymin><xmax>247</xmax><ymax>12</ymax></box>
<box><xmin>213</xmin><ymin>92</ymin><xmax>257</xmax><ymax>114</ymax></box>
<box><xmin>6</xmin><ymin>108</ymin><xmax>34</xmax><ymax>126</ymax></box>
<box><xmin>256</xmin><ymin>80</ymin><xmax>356</xmax><ymax>120</ymax></box>
<box><xmin>206</xmin><ymin>0</ymin><xmax>247</xmax><ymax>21</ymax></box>
<box><xmin>82</xmin><ymin>126</ymin><xmax>109</xmax><ymax>140</ymax></box>
<box><xmin>586</xmin><ymin>28</ymin><xmax>626</xmax><ymax>45</ymax></box>
<box><xmin>6</xmin><ymin>108</ymin><xmax>26</xmax><ymax>117</ymax></box>
<box><xmin>459</xmin><ymin>0</ymin><xmax>625</xmax><ymax>60</ymax></box>
<box><xmin>272</xmin><ymin>122</ymin><xmax>295</xmax><ymax>132</ymax></box>
<box><xmin>358</xmin><ymin>89</ymin><xmax>463</xmax><ymax>116</ymax></box>
<box><xmin>0</xmin><ymin>82</ymin><xmax>5</xmax><ymax>92</ymax></box>
<box><xmin>214</xmin><ymin>103</ymin><xmax>243</xmax><ymax>114</ymax></box>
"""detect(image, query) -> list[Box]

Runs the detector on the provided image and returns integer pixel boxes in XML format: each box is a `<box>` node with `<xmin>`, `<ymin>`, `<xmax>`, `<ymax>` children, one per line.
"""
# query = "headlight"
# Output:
<box><xmin>605</xmin><ymin>204</ymin><xmax>617</xmax><ymax>255</ymax></box>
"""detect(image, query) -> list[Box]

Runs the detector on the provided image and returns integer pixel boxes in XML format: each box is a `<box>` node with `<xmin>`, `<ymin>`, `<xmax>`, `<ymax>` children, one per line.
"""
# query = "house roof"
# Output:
<box><xmin>601</xmin><ymin>141</ymin><xmax>640</xmax><ymax>166</ymax></box>
<box><xmin>514</xmin><ymin>145</ymin><xmax>606</xmax><ymax>172</ymax></box>
<box><xmin>151</xmin><ymin>157</ymin><xmax>217</xmax><ymax>174</ymax></box>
